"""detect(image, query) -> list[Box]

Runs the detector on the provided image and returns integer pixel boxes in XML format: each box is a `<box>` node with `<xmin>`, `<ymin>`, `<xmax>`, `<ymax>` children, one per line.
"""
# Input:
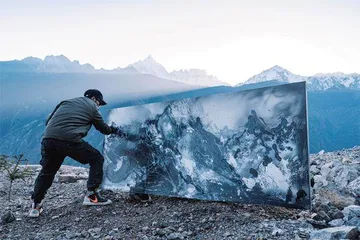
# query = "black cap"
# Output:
<box><xmin>84</xmin><ymin>89</ymin><xmax>107</xmax><ymax>106</ymax></box>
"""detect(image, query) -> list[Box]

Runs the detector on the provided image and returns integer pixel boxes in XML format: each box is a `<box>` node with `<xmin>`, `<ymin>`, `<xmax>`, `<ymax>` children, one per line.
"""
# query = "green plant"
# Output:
<box><xmin>1</xmin><ymin>154</ymin><xmax>33</xmax><ymax>203</ymax></box>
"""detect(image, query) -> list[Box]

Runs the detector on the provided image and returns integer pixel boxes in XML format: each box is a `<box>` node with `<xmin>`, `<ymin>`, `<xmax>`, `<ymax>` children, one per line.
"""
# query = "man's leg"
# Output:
<box><xmin>66</xmin><ymin>141</ymin><xmax>104</xmax><ymax>190</ymax></box>
<box><xmin>66</xmin><ymin>141</ymin><xmax>111</xmax><ymax>205</ymax></box>
<box><xmin>30</xmin><ymin>139</ymin><xmax>65</xmax><ymax>217</ymax></box>
<box><xmin>32</xmin><ymin>139</ymin><xmax>65</xmax><ymax>203</ymax></box>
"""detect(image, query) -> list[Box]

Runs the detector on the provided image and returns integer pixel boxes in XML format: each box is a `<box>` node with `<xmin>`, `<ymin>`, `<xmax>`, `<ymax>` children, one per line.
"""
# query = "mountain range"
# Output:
<box><xmin>0</xmin><ymin>54</ymin><xmax>359</xmax><ymax>164</ymax></box>
<box><xmin>0</xmin><ymin>55</ymin><xmax>227</xmax><ymax>87</ymax></box>
<box><xmin>240</xmin><ymin>65</ymin><xmax>360</xmax><ymax>91</ymax></box>
<box><xmin>1</xmin><ymin>55</ymin><xmax>359</xmax><ymax>90</ymax></box>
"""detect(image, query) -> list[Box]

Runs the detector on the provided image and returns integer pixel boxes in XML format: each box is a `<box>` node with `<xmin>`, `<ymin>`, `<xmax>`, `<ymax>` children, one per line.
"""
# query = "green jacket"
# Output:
<box><xmin>43</xmin><ymin>97</ymin><xmax>112</xmax><ymax>142</ymax></box>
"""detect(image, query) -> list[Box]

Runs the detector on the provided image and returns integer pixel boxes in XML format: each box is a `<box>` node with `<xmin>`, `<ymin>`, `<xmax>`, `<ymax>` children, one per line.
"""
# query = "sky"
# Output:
<box><xmin>0</xmin><ymin>0</ymin><xmax>359</xmax><ymax>85</ymax></box>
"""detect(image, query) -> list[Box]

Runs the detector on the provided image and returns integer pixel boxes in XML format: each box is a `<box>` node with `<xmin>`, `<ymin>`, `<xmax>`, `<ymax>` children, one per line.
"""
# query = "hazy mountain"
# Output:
<box><xmin>169</xmin><ymin>69</ymin><xmax>229</xmax><ymax>87</ymax></box>
<box><xmin>129</xmin><ymin>55</ymin><xmax>228</xmax><ymax>87</ymax></box>
<box><xmin>307</xmin><ymin>73</ymin><xmax>360</xmax><ymax>91</ymax></box>
<box><xmin>129</xmin><ymin>55</ymin><xmax>169</xmax><ymax>80</ymax></box>
<box><xmin>243</xmin><ymin>65</ymin><xmax>306</xmax><ymax>85</ymax></box>
<box><xmin>0</xmin><ymin>54</ymin><xmax>227</xmax><ymax>87</ymax></box>
<box><xmin>237</xmin><ymin>66</ymin><xmax>360</xmax><ymax>91</ymax></box>
<box><xmin>0</xmin><ymin>55</ymin><xmax>96</xmax><ymax>73</ymax></box>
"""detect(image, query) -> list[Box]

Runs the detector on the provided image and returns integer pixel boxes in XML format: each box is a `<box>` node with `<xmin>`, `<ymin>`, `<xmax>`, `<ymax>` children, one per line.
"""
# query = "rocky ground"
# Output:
<box><xmin>0</xmin><ymin>147</ymin><xmax>359</xmax><ymax>240</ymax></box>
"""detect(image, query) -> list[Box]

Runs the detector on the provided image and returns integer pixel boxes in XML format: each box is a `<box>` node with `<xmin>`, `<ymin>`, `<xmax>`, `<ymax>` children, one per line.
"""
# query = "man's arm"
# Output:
<box><xmin>92</xmin><ymin>109</ymin><xmax>113</xmax><ymax>135</ymax></box>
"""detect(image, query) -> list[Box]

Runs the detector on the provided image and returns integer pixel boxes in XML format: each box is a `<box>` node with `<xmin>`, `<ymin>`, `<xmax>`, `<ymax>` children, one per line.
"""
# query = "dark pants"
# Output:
<box><xmin>31</xmin><ymin>138</ymin><xmax>104</xmax><ymax>203</ymax></box>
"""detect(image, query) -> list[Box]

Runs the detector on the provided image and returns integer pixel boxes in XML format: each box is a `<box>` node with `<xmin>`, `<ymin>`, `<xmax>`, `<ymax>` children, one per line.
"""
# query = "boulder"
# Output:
<box><xmin>309</xmin><ymin>226</ymin><xmax>359</xmax><ymax>240</ymax></box>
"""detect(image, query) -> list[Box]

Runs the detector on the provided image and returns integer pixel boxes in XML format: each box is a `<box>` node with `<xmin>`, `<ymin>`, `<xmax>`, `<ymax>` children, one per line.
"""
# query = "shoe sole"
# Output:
<box><xmin>29</xmin><ymin>208</ymin><xmax>43</xmax><ymax>218</ymax></box>
<box><xmin>83</xmin><ymin>201</ymin><xmax>112</xmax><ymax>206</ymax></box>
<box><xmin>83</xmin><ymin>197</ymin><xmax>112</xmax><ymax>206</ymax></box>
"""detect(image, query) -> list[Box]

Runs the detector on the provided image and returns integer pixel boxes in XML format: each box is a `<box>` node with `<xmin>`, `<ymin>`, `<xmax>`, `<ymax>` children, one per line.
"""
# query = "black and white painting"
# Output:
<box><xmin>102</xmin><ymin>82</ymin><xmax>310</xmax><ymax>209</ymax></box>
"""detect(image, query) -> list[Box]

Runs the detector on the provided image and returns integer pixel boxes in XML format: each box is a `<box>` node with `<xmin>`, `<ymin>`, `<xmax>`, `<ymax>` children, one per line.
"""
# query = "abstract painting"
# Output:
<box><xmin>102</xmin><ymin>82</ymin><xmax>310</xmax><ymax>209</ymax></box>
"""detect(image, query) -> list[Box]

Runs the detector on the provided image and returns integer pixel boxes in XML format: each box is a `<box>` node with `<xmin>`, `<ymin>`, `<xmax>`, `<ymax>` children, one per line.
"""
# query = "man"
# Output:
<box><xmin>29</xmin><ymin>89</ymin><xmax>119</xmax><ymax>217</ymax></box>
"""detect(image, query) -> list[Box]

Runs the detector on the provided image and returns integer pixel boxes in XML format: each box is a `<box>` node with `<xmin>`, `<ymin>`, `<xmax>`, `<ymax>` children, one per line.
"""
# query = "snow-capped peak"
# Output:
<box><xmin>20</xmin><ymin>55</ymin><xmax>95</xmax><ymax>73</ymax></box>
<box><xmin>243</xmin><ymin>65</ymin><xmax>306</xmax><ymax>85</ymax></box>
<box><xmin>170</xmin><ymin>69</ymin><xmax>229</xmax><ymax>87</ymax></box>
<box><xmin>313</xmin><ymin>72</ymin><xmax>346</xmax><ymax>77</ymax></box>
<box><xmin>236</xmin><ymin>65</ymin><xmax>360</xmax><ymax>90</ymax></box>
<box><xmin>129</xmin><ymin>55</ymin><xmax>170</xmax><ymax>80</ymax></box>
<box><xmin>129</xmin><ymin>56</ymin><xmax>227</xmax><ymax>86</ymax></box>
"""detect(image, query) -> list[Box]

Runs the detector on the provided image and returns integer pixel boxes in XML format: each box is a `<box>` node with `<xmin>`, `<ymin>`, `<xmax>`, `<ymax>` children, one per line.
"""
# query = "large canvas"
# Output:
<box><xmin>102</xmin><ymin>82</ymin><xmax>310</xmax><ymax>209</ymax></box>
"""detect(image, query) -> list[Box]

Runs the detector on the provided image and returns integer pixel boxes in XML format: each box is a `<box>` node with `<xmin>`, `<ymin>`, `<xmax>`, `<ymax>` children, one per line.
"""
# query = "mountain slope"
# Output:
<box><xmin>129</xmin><ymin>55</ymin><xmax>228</xmax><ymax>87</ymax></box>
<box><xmin>169</xmin><ymin>69</ymin><xmax>229</xmax><ymax>87</ymax></box>
<box><xmin>0</xmin><ymin>55</ymin><xmax>96</xmax><ymax>73</ymax></box>
<box><xmin>237</xmin><ymin>66</ymin><xmax>360</xmax><ymax>91</ymax></box>
<box><xmin>129</xmin><ymin>55</ymin><xmax>169</xmax><ymax>80</ymax></box>
<box><xmin>244</xmin><ymin>65</ymin><xmax>306</xmax><ymax>85</ymax></box>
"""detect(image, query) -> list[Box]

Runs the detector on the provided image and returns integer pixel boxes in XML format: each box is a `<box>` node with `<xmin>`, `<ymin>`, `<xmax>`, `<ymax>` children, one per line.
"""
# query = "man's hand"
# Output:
<box><xmin>110</xmin><ymin>126</ymin><xmax>126</xmax><ymax>138</ymax></box>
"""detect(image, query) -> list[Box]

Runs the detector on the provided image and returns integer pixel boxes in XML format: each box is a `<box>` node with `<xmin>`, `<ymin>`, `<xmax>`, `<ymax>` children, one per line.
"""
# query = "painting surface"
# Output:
<box><xmin>103</xmin><ymin>82</ymin><xmax>310</xmax><ymax>209</ymax></box>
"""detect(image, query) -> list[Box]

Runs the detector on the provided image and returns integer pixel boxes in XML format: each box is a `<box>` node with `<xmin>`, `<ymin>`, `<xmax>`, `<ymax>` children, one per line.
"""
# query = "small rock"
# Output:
<box><xmin>313</xmin><ymin>211</ymin><xmax>331</xmax><ymax>223</ymax></box>
<box><xmin>224</xmin><ymin>232</ymin><xmax>233</xmax><ymax>237</ymax></box>
<box><xmin>142</xmin><ymin>226</ymin><xmax>149</xmax><ymax>231</ymax></box>
<box><xmin>309</xmin><ymin>226</ymin><xmax>360</xmax><ymax>240</ymax></box>
<box><xmin>306</xmin><ymin>218</ymin><xmax>328</xmax><ymax>229</ymax></box>
<box><xmin>88</xmin><ymin>227</ymin><xmax>102</xmax><ymax>238</ymax></box>
<box><xmin>343</xmin><ymin>205</ymin><xmax>360</xmax><ymax>221</ymax></box>
<box><xmin>346</xmin><ymin>217</ymin><xmax>360</xmax><ymax>227</ymax></box>
<box><xmin>271</xmin><ymin>228</ymin><xmax>284</xmax><ymax>236</ymax></box>
<box><xmin>108</xmin><ymin>228</ymin><xmax>118</xmax><ymax>237</ymax></box>
<box><xmin>329</xmin><ymin>210</ymin><xmax>344</xmax><ymax>220</ymax></box>
<box><xmin>65</xmin><ymin>232</ymin><xmax>76</xmax><ymax>239</ymax></box>
<box><xmin>167</xmin><ymin>232</ymin><xmax>183</xmax><ymax>240</ymax></box>
<box><xmin>328</xmin><ymin>219</ymin><xmax>344</xmax><ymax>227</ymax></box>
<box><xmin>81</xmin><ymin>230</ymin><xmax>90</xmax><ymax>238</ymax></box>
<box><xmin>156</xmin><ymin>229</ymin><xmax>167</xmax><ymax>236</ymax></box>
<box><xmin>1</xmin><ymin>211</ymin><xmax>16</xmax><ymax>224</ymax></box>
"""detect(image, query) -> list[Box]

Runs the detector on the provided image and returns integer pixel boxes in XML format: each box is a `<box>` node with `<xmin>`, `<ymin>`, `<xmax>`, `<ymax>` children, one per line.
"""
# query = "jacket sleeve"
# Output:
<box><xmin>92</xmin><ymin>108</ymin><xmax>113</xmax><ymax>135</ymax></box>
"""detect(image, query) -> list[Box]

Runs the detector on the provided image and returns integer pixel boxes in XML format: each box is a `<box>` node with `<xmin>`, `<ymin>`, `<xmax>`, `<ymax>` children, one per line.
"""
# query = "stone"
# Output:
<box><xmin>318</xmin><ymin>189</ymin><xmax>355</xmax><ymax>210</ymax></box>
<box><xmin>346</xmin><ymin>217</ymin><xmax>360</xmax><ymax>227</ymax></box>
<box><xmin>1</xmin><ymin>211</ymin><xmax>16</xmax><ymax>224</ymax></box>
<box><xmin>317</xmin><ymin>203</ymin><xmax>331</xmax><ymax>213</ymax></box>
<box><xmin>65</xmin><ymin>232</ymin><xmax>76</xmax><ymax>239</ymax></box>
<box><xmin>309</xmin><ymin>226</ymin><xmax>360</xmax><ymax>240</ymax></box>
<box><xmin>343</xmin><ymin>205</ymin><xmax>360</xmax><ymax>221</ymax></box>
<box><xmin>271</xmin><ymin>228</ymin><xmax>284</xmax><ymax>236</ymax></box>
<box><xmin>88</xmin><ymin>227</ymin><xmax>102</xmax><ymax>238</ymax></box>
<box><xmin>313</xmin><ymin>211</ymin><xmax>331</xmax><ymax>223</ymax></box>
<box><xmin>167</xmin><ymin>232</ymin><xmax>184</xmax><ymax>239</ymax></box>
<box><xmin>347</xmin><ymin>177</ymin><xmax>360</xmax><ymax>197</ymax></box>
<box><xmin>306</xmin><ymin>219</ymin><xmax>328</xmax><ymax>229</ymax></box>
<box><xmin>328</xmin><ymin>219</ymin><xmax>344</xmax><ymax>227</ymax></box>
<box><xmin>156</xmin><ymin>229</ymin><xmax>167</xmax><ymax>236</ymax></box>
<box><xmin>329</xmin><ymin>210</ymin><xmax>344</xmax><ymax>220</ymax></box>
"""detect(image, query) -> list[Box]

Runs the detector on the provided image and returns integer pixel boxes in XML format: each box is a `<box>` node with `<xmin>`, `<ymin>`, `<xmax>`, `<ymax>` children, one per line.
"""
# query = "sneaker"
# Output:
<box><xmin>83</xmin><ymin>190</ymin><xmax>112</xmax><ymax>206</ymax></box>
<box><xmin>129</xmin><ymin>193</ymin><xmax>152</xmax><ymax>203</ymax></box>
<box><xmin>29</xmin><ymin>201</ymin><xmax>44</xmax><ymax>218</ymax></box>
